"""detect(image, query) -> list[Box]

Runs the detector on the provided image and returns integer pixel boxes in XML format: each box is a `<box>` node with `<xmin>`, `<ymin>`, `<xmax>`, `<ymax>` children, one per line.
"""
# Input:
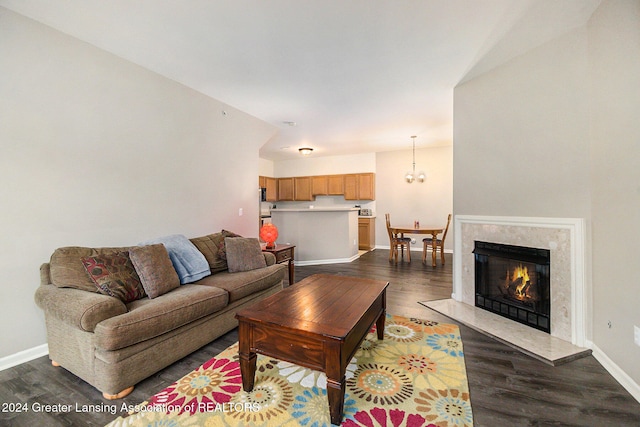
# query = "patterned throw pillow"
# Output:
<box><xmin>81</xmin><ymin>252</ymin><xmax>146</xmax><ymax>303</ymax></box>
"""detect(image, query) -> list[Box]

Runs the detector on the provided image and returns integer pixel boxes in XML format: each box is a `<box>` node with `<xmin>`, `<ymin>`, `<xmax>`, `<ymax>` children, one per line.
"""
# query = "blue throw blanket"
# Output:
<box><xmin>139</xmin><ymin>234</ymin><xmax>211</xmax><ymax>284</ymax></box>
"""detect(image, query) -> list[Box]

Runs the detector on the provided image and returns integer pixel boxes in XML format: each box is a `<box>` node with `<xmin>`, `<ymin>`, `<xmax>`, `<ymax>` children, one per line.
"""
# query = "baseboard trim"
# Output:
<box><xmin>0</xmin><ymin>344</ymin><xmax>49</xmax><ymax>372</ymax></box>
<box><xmin>589</xmin><ymin>341</ymin><xmax>640</xmax><ymax>403</ymax></box>
<box><xmin>294</xmin><ymin>253</ymin><xmax>360</xmax><ymax>266</ymax></box>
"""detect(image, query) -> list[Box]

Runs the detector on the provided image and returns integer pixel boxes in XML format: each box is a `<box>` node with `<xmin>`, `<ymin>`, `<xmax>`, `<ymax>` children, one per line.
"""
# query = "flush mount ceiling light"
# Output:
<box><xmin>299</xmin><ymin>147</ymin><xmax>313</xmax><ymax>156</ymax></box>
<box><xmin>405</xmin><ymin>136</ymin><xmax>425</xmax><ymax>183</ymax></box>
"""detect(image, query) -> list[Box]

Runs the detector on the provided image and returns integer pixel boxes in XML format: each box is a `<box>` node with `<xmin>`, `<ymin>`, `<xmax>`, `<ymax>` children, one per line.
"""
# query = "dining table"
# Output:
<box><xmin>390</xmin><ymin>225</ymin><xmax>445</xmax><ymax>267</ymax></box>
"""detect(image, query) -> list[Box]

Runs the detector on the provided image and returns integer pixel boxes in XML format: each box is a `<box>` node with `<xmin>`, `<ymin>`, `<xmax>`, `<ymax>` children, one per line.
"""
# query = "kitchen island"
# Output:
<box><xmin>270</xmin><ymin>208</ymin><xmax>359</xmax><ymax>265</ymax></box>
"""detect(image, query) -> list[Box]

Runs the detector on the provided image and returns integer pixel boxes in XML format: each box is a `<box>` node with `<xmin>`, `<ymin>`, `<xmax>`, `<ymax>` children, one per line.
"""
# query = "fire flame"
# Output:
<box><xmin>509</xmin><ymin>264</ymin><xmax>530</xmax><ymax>297</ymax></box>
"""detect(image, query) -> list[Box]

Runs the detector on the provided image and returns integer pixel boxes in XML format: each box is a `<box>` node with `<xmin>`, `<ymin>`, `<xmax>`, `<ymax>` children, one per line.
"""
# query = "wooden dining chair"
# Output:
<box><xmin>385</xmin><ymin>213</ymin><xmax>411</xmax><ymax>263</ymax></box>
<box><xmin>422</xmin><ymin>213</ymin><xmax>452</xmax><ymax>265</ymax></box>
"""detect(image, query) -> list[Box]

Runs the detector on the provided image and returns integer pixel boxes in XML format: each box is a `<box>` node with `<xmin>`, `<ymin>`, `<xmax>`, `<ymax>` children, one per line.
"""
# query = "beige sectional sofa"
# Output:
<box><xmin>34</xmin><ymin>231</ymin><xmax>286</xmax><ymax>399</ymax></box>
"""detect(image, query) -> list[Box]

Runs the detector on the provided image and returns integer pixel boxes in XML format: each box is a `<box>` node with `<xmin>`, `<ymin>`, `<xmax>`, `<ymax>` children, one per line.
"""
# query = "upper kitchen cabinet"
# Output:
<box><xmin>327</xmin><ymin>175</ymin><xmax>345</xmax><ymax>195</ymax></box>
<box><xmin>277</xmin><ymin>177</ymin><xmax>295</xmax><ymax>201</ymax></box>
<box><xmin>311</xmin><ymin>176</ymin><xmax>328</xmax><ymax>196</ymax></box>
<box><xmin>259</xmin><ymin>176</ymin><xmax>278</xmax><ymax>201</ymax></box>
<box><xmin>312</xmin><ymin>174</ymin><xmax>345</xmax><ymax>195</ymax></box>
<box><xmin>277</xmin><ymin>177</ymin><xmax>313</xmax><ymax>201</ymax></box>
<box><xmin>275</xmin><ymin>173</ymin><xmax>375</xmax><ymax>201</ymax></box>
<box><xmin>264</xmin><ymin>177</ymin><xmax>277</xmax><ymax>201</ymax></box>
<box><xmin>294</xmin><ymin>177</ymin><xmax>313</xmax><ymax>201</ymax></box>
<box><xmin>344</xmin><ymin>173</ymin><xmax>375</xmax><ymax>200</ymax></box>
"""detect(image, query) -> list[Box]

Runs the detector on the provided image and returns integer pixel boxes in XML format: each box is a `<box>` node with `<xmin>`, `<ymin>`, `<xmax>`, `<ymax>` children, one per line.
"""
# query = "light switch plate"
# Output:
<box><xmin>634</xmin><ymin>325</ymin><xmax>640</xmax><ymax>347</ymax></box>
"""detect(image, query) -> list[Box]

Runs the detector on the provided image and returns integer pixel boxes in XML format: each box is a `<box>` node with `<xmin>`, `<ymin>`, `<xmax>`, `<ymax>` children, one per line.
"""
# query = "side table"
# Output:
<box><xmin>261</xmin><ymin>243</ymin><xmax>295</xmax><ymax>285</ymax></box>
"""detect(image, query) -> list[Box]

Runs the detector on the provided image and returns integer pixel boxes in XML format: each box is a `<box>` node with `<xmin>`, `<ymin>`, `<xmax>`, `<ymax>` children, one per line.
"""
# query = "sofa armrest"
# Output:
<box><xmin>34</xmin><ymin>285</ymin><xmax>127</xmax><ymax>332</ymax></box>
<box><xmin>263</xmin><ymin>252</ymin><xmax>276</xmax><ymax>266</ymax></box>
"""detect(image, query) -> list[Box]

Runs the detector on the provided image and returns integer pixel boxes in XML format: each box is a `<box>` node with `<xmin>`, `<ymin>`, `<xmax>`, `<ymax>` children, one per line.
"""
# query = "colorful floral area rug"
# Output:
<box><xmin>105</xmin><ymin>314</ymin><xmax>473</xmax><ymax>427</ymax></box>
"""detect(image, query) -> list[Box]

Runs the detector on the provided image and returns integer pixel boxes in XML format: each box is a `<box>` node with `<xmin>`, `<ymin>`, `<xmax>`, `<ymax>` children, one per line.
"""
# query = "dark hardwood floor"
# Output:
<box><xmin>1</xmin><ymin>249</ymin><xmax>639</xmax><ymax>426</ymax></box>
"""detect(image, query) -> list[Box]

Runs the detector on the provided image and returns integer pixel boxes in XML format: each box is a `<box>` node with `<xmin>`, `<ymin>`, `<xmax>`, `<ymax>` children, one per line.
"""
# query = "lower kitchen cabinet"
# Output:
<box><xmin>358</xmin><ymin>217</ymin><xmax>375</xmax><ymax>250</ymax></box>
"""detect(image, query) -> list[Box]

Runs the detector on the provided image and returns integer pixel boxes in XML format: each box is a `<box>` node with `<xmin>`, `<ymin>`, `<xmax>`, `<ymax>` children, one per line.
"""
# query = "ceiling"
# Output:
<box><xmin>1</xmin><ymin>0</ymin><xmax>601</xmax><ymax>160</ymax></box>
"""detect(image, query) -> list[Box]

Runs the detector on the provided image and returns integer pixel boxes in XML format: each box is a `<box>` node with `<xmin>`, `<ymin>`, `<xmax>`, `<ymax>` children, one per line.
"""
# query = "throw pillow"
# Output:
<box><xmin>81</xmin><ymin>252</ymin><xmax>146</xmax><ymax>303</ymax></box>
<box><xmin>50</xmin><ymin>246</ymin><xmax>134</xmax><ymax>292</ymax></box>
<box><xmin>129</xmin><ymin>244</ymin><xmax>180</xmax><ymax>298</ymax></box>
<box><xmin>191</xmin><ymin>230</ymin><xmax>242</xmax><ymax>273</ymax></box>
<box><xmin>224</xmin><ymin>237</ymin><xmax>267</xmax><ymax>273</ymax></box>
<box><xmin>218</xmin><ymin>230</ymin><xmax>242</xmax><ymax>260</ymax></box>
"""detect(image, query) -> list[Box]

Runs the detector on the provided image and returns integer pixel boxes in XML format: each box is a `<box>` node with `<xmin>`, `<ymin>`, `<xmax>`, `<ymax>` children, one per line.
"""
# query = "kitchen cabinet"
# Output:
<box><xmin>275</xmin><ymin>173</ymin><xmax>375</xmax><ymax>201</ymax></box>
<box><xmin>294</xmin><ymin>177</ymin><xmax>313</xmax><ymax>201</ymax></box>
<box><xmin>358</xmin><ymin>173</ymin><xmax>375</xmax><ymax>200</ymax></box>
<box><xmin>312</xmin><ymin>176</ymin><xmax>328</xmax><ymax>195</ymax></box>
<box><xmin>277</xmin><ymin>177</ymin><xmax>313</xmax><ymax>201</ymax></box>
<box><xmin>358</xmin><ymin>217</ymin><xmax>375</xmax><ymax>250</ymax></box>
<box><xmin>277</xmin><ymin>178</ymin><xmax>294</xmax><ymax>201</ymax></box>
<box><xmin>344</xmin><ymin>173</ymin><xmax>375</xmax><ymax>200</ymax></box>
<box><xmin>259</xmin><ymin>176</ymin><xmax>278</xmax><ymax>202</ymax></box>
<box><xmin>327</xmin><ymin>175</ymin><xmax>344</xmax><ymax>195</ymax></box>
<box><xmin>264</xmin><ymin>177</ymin><xmax>277</xmax><ymax>201</ymax></box>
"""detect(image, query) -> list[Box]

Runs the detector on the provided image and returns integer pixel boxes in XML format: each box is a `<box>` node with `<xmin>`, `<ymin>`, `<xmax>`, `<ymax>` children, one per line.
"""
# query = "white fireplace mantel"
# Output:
<box><xmin>453</xmin><ymin>215</ymin><xmax>587</xmax><ymax>347</ymax></box>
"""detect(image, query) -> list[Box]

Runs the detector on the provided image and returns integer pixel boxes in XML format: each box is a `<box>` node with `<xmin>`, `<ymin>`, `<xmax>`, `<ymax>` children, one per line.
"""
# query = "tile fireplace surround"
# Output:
<box><xmin>425</xmin><ymin>215</ymin><xmax>589</xmax><ymax>365</ymax></box>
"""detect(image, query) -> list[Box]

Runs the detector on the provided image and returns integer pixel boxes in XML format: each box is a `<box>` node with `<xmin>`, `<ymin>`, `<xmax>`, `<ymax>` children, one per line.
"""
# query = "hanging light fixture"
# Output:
<box><xmin>405</xmin><ymin>136</ymin><xmax>425</xmax><ymax>183</ymax></box>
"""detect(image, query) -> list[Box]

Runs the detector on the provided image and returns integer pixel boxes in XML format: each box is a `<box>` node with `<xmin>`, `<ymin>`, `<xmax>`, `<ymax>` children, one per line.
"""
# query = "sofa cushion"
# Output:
<box><xmin>81</xmin><ymin>251</ymin><xmax>146</xmax><ymax>303</ymax></box>
<box><xmin>94</xmin><ymin>284</ymin><xmax>229</xmax><ymax>351</ymax></box>
<box><xmin>190</xmin><ymin>230</ymin><xmax>241</xmax><ymax>274</ymax></box>
<box><xmin>129</xmin><ymin>244</ymin><xmax>180</xmax><ymax>298</ymax></box>
<box><xmin>138</xmin><ymin>234</ymin><xmax>210</xmax><ymax>284</ymax></box>
<box><xmin>225</xmin><ymin>237</ymin><xmax>267</xmax><ymax>273</ymax></box>
<box><xmin>194</xmin><ymin>263</ymin><xmax>285</xmax><ymax>303</ymax></box>
<box><xmin>50</xmin><ymin>246</ymin><xmax>135</xmax><ymax>292</ymax></box>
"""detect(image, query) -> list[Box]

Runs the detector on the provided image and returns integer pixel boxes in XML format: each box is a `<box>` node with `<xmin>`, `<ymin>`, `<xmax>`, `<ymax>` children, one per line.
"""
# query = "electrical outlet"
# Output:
<box><xmin>634</xmin><ymin>325</ymin><xmax>640</xmax><ymax>347</ymax></box>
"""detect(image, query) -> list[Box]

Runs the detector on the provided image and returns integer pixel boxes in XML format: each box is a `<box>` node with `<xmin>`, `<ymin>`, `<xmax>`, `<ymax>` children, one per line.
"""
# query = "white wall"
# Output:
<box><xmin>0</xmin><ymin>8</ymin><xmax>276</xmax><ymax>358</ymax></box>
<box><xmin>588</xmin><ymin>0</ymin><xmax>640</xmax><ymax>385</ymax></box>
<box><xmin>453</xmin><ymin>0</ymin><xmax>640</xmax><ymax>387</ymax></box>
<box><xmin>375</xmin><ymin>146</ymin><xmax>454</xmax><ymax>250</ymax></box>
<box><xmin>258</xmin><ymin>158</ymin><xmax>275</xmax><ymax>177</ymax></box>
<box><xmin>454</xmin><ymin>29</ymin><xmax>592</xmax><ymax>219</ymax></box>
<box><xmin>274</xmin><ymin>153</ymin><xmax>376</xmax><ymax>176</ymax></box>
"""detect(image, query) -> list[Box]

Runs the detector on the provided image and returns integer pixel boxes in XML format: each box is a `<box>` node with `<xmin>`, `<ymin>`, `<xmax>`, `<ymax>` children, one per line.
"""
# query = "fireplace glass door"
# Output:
<box><xmin>474</xmin><ymin>241</ymin><xmax>550</xmax><ymax>333</ymax></box>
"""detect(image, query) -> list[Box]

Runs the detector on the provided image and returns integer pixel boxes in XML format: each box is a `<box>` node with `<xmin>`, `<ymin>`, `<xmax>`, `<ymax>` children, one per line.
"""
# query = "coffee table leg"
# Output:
<box><xmin>237</xmin><ymin>321</ymin><xmax>256</xmax><ymax>392</ymax></box>
<box><xmin>376</xmin><ymin>310</ymin><xmax>386</xmax><ymax>340</ymax></box>
<box><xmin>326</xmin><ymin>341</ymin><xmax>346</xmax><ymax>425</ymax></box>
<box><xmin>327</xmin><ymin>377</ymin><xmax>345</xmax><ymax>425</ymax></box>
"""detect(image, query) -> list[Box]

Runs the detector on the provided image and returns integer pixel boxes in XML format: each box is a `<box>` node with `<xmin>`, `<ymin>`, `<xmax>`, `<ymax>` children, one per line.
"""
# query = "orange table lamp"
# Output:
<box><xmin>259</xmin><ymin>223</ymin><xmax>278</xmax><ymax>249</ymax></box>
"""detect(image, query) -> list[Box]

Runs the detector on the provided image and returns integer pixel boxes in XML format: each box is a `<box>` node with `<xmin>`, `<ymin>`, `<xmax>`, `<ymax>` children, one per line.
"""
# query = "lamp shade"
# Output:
<box><xmin>259</xmin><ymin>223</ymin><xmax>278</xmax><ymax>249</ymax></box>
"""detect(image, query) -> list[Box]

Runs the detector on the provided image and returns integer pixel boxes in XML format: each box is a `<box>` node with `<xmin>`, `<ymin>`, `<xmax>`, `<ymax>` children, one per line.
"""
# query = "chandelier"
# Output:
<box><xmin>404</xmin><ymin>136</ymin><xmax>425</xmax><ymax>183</ymax></box>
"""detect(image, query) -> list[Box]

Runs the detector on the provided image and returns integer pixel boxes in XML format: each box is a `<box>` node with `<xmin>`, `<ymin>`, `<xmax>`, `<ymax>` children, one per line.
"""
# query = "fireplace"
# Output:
<box><xmin>474</xmin><ymin>241</ymin><xmax>551</xmax><ymax>333</ymax></box>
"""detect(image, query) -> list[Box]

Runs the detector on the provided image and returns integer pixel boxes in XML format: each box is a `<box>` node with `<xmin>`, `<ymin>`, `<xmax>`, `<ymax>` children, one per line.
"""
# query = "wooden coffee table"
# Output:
<box><xmin>235</xmin><ymin>274</ymin><xmax>389</xmax><ymax>425</ymax></box>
